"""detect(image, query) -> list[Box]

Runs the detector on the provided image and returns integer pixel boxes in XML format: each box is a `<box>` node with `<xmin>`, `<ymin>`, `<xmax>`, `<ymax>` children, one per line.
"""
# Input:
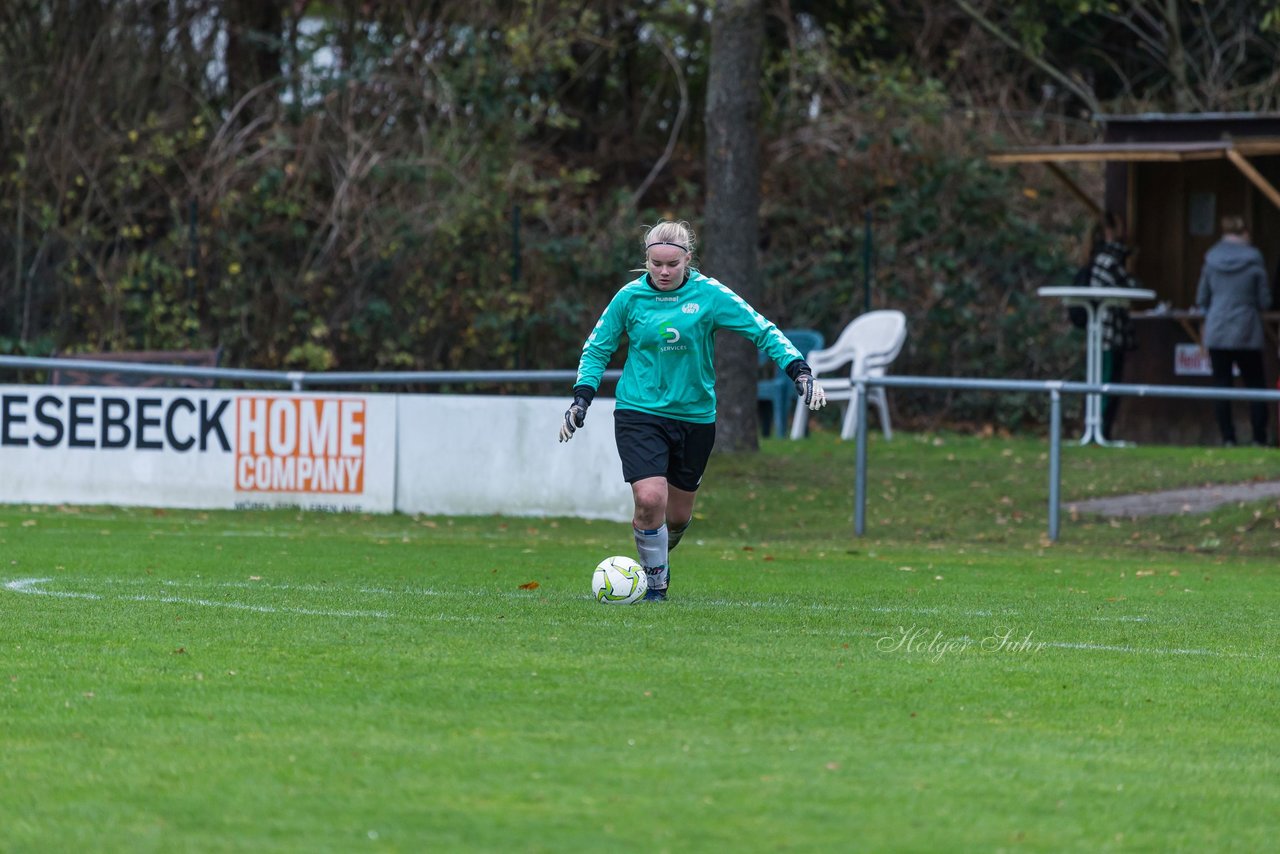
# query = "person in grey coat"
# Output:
<box><xmin>1194</xmin><ymin>215</ymin><xmax>1272</xmax><ymax>446</ymax></box>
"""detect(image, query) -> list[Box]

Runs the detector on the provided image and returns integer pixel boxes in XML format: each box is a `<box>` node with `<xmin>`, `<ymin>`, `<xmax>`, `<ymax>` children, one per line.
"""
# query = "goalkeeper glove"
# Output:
<box><xmin>794</xmin><ymin>372</ymin><xmax>827</xmax><ymax>411</ymax></box>
<box><xmin>559</xmin><ymin>395</ymin><xmax>591</xmax><ymax>442</ymax></box>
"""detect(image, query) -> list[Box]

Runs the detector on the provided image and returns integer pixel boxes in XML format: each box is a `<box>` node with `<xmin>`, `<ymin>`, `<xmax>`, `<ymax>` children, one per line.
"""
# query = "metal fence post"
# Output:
<box><xmin>1048</xmin><ymin>385</ymin><xmax>1062</xmax><ymax>542</ymax></box>
<box><xmin>854</xmin><ymin>378</ymin><xmax>869</xmax><ymax>536</ymax></box>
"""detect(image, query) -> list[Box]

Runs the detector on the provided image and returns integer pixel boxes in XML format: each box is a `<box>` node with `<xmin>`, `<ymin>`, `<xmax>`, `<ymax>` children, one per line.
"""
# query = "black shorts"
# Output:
<box><xmin>613</xmin><ymin>408</ymin><xmax>716</xmax><ymax>492</ymax></box>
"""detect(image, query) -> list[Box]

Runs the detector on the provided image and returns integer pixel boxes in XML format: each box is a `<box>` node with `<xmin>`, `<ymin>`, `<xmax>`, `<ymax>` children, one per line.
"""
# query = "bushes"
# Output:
<box><xmin>755</xmin><ymin>116</ymin><xmax>1088</xmax><ymax>429</ymax></box>
<box><xmin>0</xmin><ymin>3</ymin><xmax>1090</xmax><ymax>429</ymax></box>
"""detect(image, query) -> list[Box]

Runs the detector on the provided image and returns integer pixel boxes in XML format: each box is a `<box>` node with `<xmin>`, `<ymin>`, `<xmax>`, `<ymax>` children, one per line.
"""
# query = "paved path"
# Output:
<box><xmin>1067</xmin><ymin>481</ymin><xmax>1280</xmax><ymax>518</ymax></box>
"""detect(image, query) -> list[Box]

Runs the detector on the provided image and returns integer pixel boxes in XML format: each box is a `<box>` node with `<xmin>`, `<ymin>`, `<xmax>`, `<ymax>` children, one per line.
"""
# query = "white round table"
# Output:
<box><xmin>1038</xmin><ymin>286</ymin><xmax>1157</xmax><ymax>446</ymax></box>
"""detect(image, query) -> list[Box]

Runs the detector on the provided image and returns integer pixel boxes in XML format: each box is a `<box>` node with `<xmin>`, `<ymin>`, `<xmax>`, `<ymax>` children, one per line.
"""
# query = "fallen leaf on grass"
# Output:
<box><xmin>519</xmin><ymin>581</ymin><xmax>540</xmax><ymax>591</ymax></box>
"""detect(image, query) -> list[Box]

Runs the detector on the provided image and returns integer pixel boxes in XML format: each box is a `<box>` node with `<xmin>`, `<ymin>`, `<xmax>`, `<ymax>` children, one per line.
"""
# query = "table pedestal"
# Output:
<box><xmin>1077</xmin><ymin>299</ymin><xmax>1117</xmax><ymax>446</ymax></box>
<box><xmin>1038</xmin><ymin>286</ymin><xmax>1156</xmax><ymax>446</ymax></box>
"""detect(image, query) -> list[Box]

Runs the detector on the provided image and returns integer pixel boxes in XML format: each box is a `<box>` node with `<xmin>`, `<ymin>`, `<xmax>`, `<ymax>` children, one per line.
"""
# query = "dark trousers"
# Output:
<box><xmin>1208</xmin><ymin>348</ymin><xmax>1269</xmax><ymax>445</ymax></box>
<box><xmin>1101</xmin><ymin>349</ymin><xmax>1125</xmax><ymax>441</ymax></box>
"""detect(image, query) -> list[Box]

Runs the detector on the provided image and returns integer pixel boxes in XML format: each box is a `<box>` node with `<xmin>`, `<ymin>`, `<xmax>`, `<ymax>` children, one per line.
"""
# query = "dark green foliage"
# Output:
<box><xmin>11</xmin><ymin>1</ymin><xmax>1271</xmax><ymax>427</ymax></box>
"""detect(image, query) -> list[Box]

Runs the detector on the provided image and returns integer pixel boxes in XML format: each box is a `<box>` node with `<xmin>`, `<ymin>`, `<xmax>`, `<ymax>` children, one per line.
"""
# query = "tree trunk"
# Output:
<box><xmin>705</xmin><ymin>0</ymin><xmax>764</xmax><ymax>453</ymax></box>
<box><xmin>223</xmin><ymin>0</ymin><xmax>284</xmax><ymax>117</ymax></box>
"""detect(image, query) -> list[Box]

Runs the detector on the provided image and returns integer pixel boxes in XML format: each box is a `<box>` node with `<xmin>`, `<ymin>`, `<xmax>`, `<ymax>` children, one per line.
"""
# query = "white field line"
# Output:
<box><xmin>99</xmin><ymin>577</ymin><xmax>439</xmax><ymax>597</ymax></box>
<box><xmin>702</xmin><ymin>600</ymin><xmax>1152</xmax><ymax>624</ymax></box>
<box><xmin>1</xmin><ymin>577</ymin><xmax>1259</xmax><ymax>659</ymax></box>
<box><xmin>115</xmin><ymin>593</ymin><xmax>390</xmax><ymax>618</ymax></box>
<box><xmin>3</xmin><ymin>578</ymin><xmax>102</xmax><ymax>600</ymax></box>
<box><xmin>1043</xmin><ymin>640</ymin><xmax>1250</xmax><ymax>657</ymax></box>
<box><xmin>4</xmin><ymin>578</ymin><xmax>388</xmax><ymax>619</ymax></box>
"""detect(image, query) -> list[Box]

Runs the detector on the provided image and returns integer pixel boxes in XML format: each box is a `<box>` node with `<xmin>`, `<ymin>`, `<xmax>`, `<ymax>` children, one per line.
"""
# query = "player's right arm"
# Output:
<box><xmin>559</xmin><ymin>288</ymin><xmax>630</xmax><ymax>442</ymax></box>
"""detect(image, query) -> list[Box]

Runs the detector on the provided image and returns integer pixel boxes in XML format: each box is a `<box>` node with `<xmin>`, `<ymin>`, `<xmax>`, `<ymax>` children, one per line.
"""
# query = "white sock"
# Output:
<box><xmin>633</xmin><ymin>524</ymin><xmax>669</xmax><ymax>589</ymax></box>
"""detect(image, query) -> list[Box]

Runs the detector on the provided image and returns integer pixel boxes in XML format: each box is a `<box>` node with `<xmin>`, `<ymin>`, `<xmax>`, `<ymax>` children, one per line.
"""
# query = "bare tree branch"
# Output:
<box><xmin>953</xmin><ymin>0</ymin><xmax>1102</xmax><ymax>116</ymax></box>
<box><xmin>627</xmin><ymin>33</ymin><xmax>688</xmax><ymax>210</ymax></box>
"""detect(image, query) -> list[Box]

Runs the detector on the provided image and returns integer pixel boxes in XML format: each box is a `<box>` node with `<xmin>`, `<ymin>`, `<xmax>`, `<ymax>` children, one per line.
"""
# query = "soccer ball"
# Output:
<box><xmin>592</xmin><ymin>555</ymin><xmax>648</xmax><ymax>604</ymax></box>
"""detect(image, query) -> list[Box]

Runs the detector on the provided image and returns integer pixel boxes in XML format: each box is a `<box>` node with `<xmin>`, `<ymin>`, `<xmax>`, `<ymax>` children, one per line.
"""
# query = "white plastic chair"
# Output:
<box><xmin>789</xmin><ymin>310</ymin><xmax>907</xmax><ymax>440</ymax></box>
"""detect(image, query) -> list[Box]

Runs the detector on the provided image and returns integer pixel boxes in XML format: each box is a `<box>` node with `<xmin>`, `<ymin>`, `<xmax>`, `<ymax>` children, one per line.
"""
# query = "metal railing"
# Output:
<box><xmin>852</xmin><ymin>375</ymin><xmax>1280</xmax><ymax>542</ymax></box>
<box><xmin>0</xmin><ymin>355</ymin><xmax>621</xmax><ymax>389</ymax></box>
<box><xmin>2</xmin><ymin>354</ymin><xmax>1278</xmax><ymax>541</ymax></box>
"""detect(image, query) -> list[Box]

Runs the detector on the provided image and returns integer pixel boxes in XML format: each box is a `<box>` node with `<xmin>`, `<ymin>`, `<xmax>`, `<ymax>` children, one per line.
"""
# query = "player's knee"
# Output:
<box><xmin>632</xmin><ymin>483</ymin><xmax>666</xmax><ymax>515</ymax></box>
<box><xmin>632</xmin><ymin>505</ymin><xmax>665</xmax><ymax>531</ymax></box>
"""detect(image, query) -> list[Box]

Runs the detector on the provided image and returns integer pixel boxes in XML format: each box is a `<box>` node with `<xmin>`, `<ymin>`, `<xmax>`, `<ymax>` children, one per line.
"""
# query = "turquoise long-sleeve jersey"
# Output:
<box><xmin>573</xmin><ymin>270</ymin><xmax>803</xmax><ymax>423</ymax></box>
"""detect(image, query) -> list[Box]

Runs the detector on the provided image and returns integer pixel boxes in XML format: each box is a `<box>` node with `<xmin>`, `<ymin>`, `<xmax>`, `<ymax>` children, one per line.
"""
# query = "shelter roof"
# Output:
<box><xmin>1096</xmin><ymin>111</ymin><xmax>1280</xmax><ymax>123</ymax></box>
<box><xmin>988</xmin><ymin>138</ymin><xmax>1280</xmax><ymax>164</ymax></box>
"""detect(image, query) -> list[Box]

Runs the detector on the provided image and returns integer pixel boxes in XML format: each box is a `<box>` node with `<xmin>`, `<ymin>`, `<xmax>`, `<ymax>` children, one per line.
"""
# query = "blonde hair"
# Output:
<box><xmin>641</xmin><ymin>220</ymin><xmax>696</xmax><ymax>266</ymax></box>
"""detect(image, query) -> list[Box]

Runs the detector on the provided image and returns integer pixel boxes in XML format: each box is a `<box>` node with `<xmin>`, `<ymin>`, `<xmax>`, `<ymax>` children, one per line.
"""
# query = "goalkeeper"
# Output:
<box><xmin>558</xmin><ymin>219</ymin><xmax>827</xmax><ymax>600</ymax></box>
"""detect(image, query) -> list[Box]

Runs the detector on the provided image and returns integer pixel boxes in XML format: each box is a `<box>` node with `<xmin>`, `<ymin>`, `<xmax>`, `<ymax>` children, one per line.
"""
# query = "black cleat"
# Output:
<box><xmin>642</xmin><ymin>564</ymin><xmax>668</xmax><ymax>601</ymax></box>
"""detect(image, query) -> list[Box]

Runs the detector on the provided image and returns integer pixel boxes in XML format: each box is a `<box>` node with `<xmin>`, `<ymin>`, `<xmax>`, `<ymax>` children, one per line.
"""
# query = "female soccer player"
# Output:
<box><xmin>558</xmin><ymin>220</ymin><xmax>827</xmax><ymax>600</ymax></box>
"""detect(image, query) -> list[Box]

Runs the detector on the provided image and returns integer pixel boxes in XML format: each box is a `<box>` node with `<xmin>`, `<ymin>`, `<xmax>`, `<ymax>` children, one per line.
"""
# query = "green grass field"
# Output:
<box><xmin>4</xmin><ymin>432</ymin><xmax>1279</xmax><ymax>852</ymax></box>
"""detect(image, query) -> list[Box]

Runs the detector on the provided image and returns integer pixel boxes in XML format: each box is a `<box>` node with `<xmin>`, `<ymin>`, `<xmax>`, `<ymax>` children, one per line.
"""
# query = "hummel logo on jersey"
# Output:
<box><xmin>655</xmin><ymin>296</ymin><xmax>678</xmax><ymax>302</ymax></box>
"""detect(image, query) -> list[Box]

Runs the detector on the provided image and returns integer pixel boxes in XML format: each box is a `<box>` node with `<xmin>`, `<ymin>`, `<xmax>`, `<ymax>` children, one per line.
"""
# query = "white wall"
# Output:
<box><xmin>395</xmin><ymin>395</ymin><xmax>632</xmax><ymax>521</ymax></box>
<box><xmin>0</xmin><ymin>386</ymin><xmax>631</xmax><ymax>521</ymax></box>
<box><xmin>0</xmin><ymin>386</ymin><xmax>397</xmax><ymax>512</ymax></box>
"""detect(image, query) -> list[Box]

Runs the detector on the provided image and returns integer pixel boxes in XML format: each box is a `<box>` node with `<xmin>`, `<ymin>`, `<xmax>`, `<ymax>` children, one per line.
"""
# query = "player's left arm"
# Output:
<box><xmin>711</xmin><ymin>282</ymin><xmax>826</xmax><ymax>411</ymax></box>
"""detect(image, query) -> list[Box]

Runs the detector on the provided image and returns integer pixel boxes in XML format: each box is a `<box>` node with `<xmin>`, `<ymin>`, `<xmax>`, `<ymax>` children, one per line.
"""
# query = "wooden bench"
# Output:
<box><xmin>49</xmin><ymin>348</ymin><xmax>223</xmax><ymax>388</ymax></box>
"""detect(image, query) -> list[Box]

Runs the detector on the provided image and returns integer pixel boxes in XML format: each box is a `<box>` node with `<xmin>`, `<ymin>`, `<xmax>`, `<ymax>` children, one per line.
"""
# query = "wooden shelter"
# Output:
<box><xmin>992</xmin><ymin>113</ymin><xmax>1280</xmax><ymax>445</ymax></box>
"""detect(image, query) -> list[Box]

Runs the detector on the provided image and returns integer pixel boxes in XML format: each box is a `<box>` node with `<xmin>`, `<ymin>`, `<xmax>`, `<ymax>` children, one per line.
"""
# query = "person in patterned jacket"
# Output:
<box><xmin>1086</xmin><ymin>212</ymin><xmax>1139</xmax><ymax>441</ymax></box>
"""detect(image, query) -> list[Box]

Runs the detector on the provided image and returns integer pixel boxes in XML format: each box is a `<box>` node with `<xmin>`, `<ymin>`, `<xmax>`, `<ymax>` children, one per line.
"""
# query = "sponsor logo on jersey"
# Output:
<box><xmin>658</xmin><ymin>324</ymin><xmax>689</xmax><ymax>353</ymax></box>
